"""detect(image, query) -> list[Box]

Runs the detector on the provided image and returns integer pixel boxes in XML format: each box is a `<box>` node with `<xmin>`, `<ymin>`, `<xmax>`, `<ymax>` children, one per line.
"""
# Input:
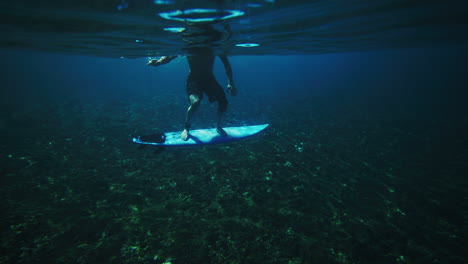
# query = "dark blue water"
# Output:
<box><xmin>1</xmin><ymin>1</ymin><xmax>468</xmax><ymax>264</ymax></box>
<box><xmin>2</xmin><ymin>0</ymin><xmax>468</xmax><ymax>56</ymax></box>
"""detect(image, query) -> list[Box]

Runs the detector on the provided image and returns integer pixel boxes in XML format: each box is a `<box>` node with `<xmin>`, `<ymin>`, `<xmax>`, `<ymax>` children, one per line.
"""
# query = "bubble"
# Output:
<box><xmin>246</xmin><ymin>3</ymin><xmax>263</xmax><ymax>8</ymax></box>
<box><xmin>163</xmin><ymin>27</ymin><xmax>185</xmax><ymax>33</ymax></box>
<box><xmin>159</xmin><ymin>8</ymin><xmax>245</xmax><ymax>23</ymax></box>
<box><xmin>154</xmin><ymin>0</ymin><xmax>173</xmax><ymax>4</ymax></box>
<box><xmin>235</xmin><ymin>43</ymin><xmax>260</xmax><ymax>47</ymax></box>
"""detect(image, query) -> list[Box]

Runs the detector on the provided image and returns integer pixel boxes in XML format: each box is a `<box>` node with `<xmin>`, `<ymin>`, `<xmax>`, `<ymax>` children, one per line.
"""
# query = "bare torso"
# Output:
<box><xmin>186</xmin><ymin>47</ymin><xmax>216</xmax><ymax>78</ymax></box>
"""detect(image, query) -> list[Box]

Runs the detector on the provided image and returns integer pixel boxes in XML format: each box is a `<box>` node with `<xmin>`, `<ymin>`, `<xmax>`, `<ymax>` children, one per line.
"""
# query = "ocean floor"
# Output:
<box><xmin>0</xmin><ymin>93</ymin><xmax>466</xmax><ymax>264</ymax></box>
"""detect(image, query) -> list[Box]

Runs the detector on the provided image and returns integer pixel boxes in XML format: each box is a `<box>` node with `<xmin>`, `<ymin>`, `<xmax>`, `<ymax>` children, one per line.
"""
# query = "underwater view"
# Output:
<box><xmin>1</xmin><ymin>1</ymin><xmax>467</xmax><ymax>264</ymax></box>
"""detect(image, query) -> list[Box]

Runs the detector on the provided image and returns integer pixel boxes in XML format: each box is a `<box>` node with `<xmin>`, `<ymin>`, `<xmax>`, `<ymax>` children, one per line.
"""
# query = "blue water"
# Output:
<box><xmin>2</xmin><ymin>0</ymin><xmax>468</xmax><ymax>56</ymax></box>
<box><xmin>1</xmin><ymin>1</ymin><xmax>467</xmax><ymax>264</ymax></box>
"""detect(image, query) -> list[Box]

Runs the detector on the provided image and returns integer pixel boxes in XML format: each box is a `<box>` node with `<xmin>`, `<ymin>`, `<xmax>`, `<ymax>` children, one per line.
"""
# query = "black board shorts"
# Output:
<box><xmin>186</xmin><ymin>75</ymin><xmax>228</xmax><ymax>112</ymax></box>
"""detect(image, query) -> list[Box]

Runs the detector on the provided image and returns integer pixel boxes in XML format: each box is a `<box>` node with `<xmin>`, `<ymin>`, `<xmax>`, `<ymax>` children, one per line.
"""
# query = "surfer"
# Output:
<box><xmin>147</xmin><ymin>23</ymin><xmax>237</xmax><ymax>141</ymax></box>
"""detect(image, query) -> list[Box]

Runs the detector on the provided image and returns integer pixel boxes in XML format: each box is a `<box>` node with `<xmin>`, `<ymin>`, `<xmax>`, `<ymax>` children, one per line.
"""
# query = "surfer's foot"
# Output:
<box><xmin>181</xmin><ymin>129</ymin><xmax>189</xmax><ymax>141</ymax></box>
<box><xmin>217</xmin><ymin>126</ymin><xmax>227</xmax><ymax>137</ymax></box>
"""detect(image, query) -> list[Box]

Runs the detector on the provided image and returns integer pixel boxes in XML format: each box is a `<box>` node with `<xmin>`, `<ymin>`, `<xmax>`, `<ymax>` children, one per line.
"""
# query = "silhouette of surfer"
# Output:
<box><xmin>148</xmin><ymin>22</ymin><xmax>236</xmax><ymax>141</ymax></box>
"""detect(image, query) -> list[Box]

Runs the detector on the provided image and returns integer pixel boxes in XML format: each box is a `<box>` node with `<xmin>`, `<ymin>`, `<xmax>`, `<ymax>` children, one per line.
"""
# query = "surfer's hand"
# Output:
<box><xmin>227</xmin><ymin>83</ymin><xmax>237</xmax><ymax>96</ymax></box>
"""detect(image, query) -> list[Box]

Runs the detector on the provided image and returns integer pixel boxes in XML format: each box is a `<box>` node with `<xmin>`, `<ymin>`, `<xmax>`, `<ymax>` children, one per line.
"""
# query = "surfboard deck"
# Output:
<box><xmin>133</xmin><ymin>124</ymin><xmax>269</xmax><ymax>146</ymax></box>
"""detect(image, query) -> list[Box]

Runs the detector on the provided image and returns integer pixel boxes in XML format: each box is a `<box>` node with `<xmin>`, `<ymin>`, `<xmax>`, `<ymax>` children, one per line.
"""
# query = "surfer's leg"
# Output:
<box><xmin>182</xmin><ymin>94</ymin><xmax>201</xmax><ymax>141</ymax></box>
<box><xmin>216</xmin><ymin>97</ymin><xmax>228</xmax><ymax>136</ymax></box>
<box><xmin>216</xmin><ymin>111</ymin><xmax>227</xmax><ymax>137</ymax></box>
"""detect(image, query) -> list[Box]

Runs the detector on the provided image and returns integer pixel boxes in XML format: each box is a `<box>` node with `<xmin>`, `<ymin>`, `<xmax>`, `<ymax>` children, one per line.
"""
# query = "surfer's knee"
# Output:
<box><xmin>189</xmin><ymin>94</ymin><xmax>201</xmax><ymax>107</ymax></box>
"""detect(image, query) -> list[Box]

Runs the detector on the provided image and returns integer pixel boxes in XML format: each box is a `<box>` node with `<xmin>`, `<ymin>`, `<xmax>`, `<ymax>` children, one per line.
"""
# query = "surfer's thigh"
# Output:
<box><xmin>186</xmin><ymin>80</ymin><xmax>203</xmax><ymax>104</ymax></box>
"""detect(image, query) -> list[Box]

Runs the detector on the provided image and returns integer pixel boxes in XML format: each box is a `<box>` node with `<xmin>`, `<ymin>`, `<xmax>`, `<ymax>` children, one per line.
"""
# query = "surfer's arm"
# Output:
<box><xmin>147</xmin><ymin>56</ymin><xmax>177</xmax><ymax>66</ymax></box>
<box><xmin>219</xmin><ymin>55</ymin><xmax>233</xmax><ymax>84</ymax></box>
<box><xmin>219</xmin><ymin>55</ymin><xmax>237</xmax><ymax>96</ymax></box>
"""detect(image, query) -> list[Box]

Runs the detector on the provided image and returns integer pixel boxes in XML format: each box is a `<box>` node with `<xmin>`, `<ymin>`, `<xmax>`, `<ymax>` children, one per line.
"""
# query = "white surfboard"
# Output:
<box><xmin>133</xmin><ymin>124</ymin><xmax>269</xmax><ymax>146</ymax></box>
